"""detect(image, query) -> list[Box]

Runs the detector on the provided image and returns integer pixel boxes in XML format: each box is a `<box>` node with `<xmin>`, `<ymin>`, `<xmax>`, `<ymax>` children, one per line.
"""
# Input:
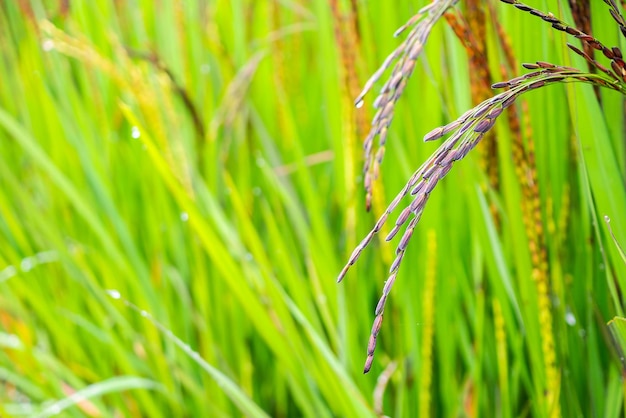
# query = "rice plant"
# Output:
<box><xmin>1</xmin><ymin>1</ymin><xmax>625</xmax><ymax>417</ymax></box>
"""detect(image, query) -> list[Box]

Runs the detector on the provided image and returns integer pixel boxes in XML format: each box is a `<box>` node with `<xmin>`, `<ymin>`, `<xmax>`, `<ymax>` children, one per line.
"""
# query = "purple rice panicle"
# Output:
<box><xmin>356</xmin><ymin>0</ymin><xmax>459</xmax><ymax>211</ymax></box>
<box><xmin>342</xmin><ymin>63</ymin><xmax>625</xmax><ymax>373</ymax></box>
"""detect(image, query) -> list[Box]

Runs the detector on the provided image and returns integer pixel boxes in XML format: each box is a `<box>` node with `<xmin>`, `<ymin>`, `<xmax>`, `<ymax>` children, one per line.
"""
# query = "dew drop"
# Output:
<box><xmin>48</xmin><ymin>404</ymin><xmax>61</xmax><ymax>415</ymax></box>
<box><xmin>106</xmin><ymin>289</ymin><xmax>121</xmax><ymax>299</ymax></box>
<box><xmin>355</xmin><ymin>99</ymin><xmax>364</xmax><ymax>109</ymax></box>
<box><xmin>131</xmin><ymin>126</ymin><xmax>141</xmax><ymax>139</ymax></box>
<box><xmin>180</xmin><ymin>212</ymin><xmax>189</xmax><ymax>222</ymax></box>
<box><xmin>565</xmin><ymin>312</ymin><xmax>576</xmax><ymax>326</ymax></box>
<box><xmin>0</xmin><ymin>266</ymin><xmax>17</xmax><ymax>282</ymax></box>
<box><xmin>37</xmin><ymin>250</ymin><xmax>58</xmax><ymax>263</ymax></box>
<box><xmin>42</xmin><ymin>39</ymin><xmax>55</xmax><ymax>52</ymax></box>
<box><xmin>1</xmin><ymin>333</ymin><xmax>22</xmax><ymax>349</ymax></box>
<box><xmin>140</xmin><ymin>310</ymin><xmax>150</xmax><ymax>318</ymax></box>
<box><xmin>20</xmin><ymin>258</ymin><xmax>33</xmax><ymax>272</ymax></box>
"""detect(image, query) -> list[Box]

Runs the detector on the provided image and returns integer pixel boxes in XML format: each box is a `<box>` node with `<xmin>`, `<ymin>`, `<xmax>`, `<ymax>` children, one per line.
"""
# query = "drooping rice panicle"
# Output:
<box><xmin>341</xmin><ymin>62</ymin><xmax>626</xmax><ymax>372</ymax></box>
<box><xmin>356</xmin><ymin>0</ymin><xmax>459</xmax><ymax>210</ymax></box>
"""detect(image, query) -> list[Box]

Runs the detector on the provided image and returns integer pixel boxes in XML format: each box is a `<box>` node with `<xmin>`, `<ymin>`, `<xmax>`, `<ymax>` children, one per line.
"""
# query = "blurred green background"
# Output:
<box><xmin>1</xmin><ymin>0</ymin><xmax>625</xmax><ymax>417</ymax></box>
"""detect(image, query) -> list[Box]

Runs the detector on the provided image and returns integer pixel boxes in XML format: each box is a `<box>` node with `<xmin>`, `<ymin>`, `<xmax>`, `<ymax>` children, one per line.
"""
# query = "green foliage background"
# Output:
<box><xmin>0</xmin><ymin>0</ymin><xmax>625</xmax><ymax>417</ymax></box>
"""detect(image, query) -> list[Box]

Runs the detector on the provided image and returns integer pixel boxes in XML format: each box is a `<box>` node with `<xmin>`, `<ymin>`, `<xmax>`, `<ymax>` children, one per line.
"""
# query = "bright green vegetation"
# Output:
<box><xmin>0</xmin><ymin>1</ymin><xmax>625</xmax><ymax>417</ymax></box>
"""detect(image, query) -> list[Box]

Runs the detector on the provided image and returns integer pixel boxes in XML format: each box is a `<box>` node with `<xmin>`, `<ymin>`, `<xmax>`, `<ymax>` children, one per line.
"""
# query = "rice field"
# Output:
<box><xmin>1</xmin><ymin>1</ymin><xmax>626</xmax><ymax>417</ymax></box>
